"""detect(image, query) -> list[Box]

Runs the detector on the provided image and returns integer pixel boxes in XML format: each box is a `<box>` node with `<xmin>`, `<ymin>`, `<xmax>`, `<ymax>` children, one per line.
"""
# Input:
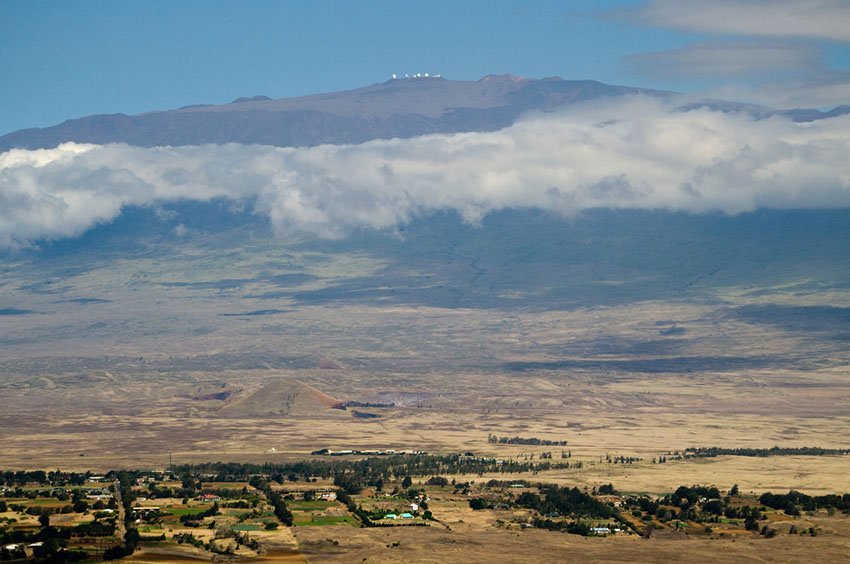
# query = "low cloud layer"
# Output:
<box><xmin>1</xmin><ymin>96</ymin><xmax>850</xmax><ymax>247</ymax></box>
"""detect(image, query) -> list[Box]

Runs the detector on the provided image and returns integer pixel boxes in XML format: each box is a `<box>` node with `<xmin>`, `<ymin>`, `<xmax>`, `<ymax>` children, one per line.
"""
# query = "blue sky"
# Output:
<box><xmin>2</xmin><ymin>0</ymin><xmax>849</xmax><ymax>135</ymax></box>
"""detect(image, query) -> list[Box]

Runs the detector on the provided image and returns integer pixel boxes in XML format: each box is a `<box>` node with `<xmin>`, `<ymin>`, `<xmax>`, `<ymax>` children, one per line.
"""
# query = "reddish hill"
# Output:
<box><xmin>218</xmin><ymin>379</ymin><xmax>344</xmax><ymax>418</ymax></box>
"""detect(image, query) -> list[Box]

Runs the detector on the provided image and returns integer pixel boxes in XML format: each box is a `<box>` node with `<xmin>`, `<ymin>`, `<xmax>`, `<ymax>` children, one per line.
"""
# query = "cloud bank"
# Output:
<box><xmin>634</xmin><ymin>0</ymin><xmax>850</xmax><ymax>43</ymax></box>
<box><xmin>622</xmin><ymin>1</ymin><xmax>850</xmax><ymax>108</ymax></box>
<box><xmin>625</xmin><ymin>40</ymin><xmax>822</xmax><ymax>79</ymax></box>
<box><xmin>1</xmin><ymin>96</ymin><xmax>850</xmax><ymax>247</ymax></box>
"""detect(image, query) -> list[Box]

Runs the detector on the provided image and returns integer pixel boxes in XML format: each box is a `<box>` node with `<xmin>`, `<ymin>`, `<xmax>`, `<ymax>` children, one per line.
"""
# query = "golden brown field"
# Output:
<box><xmin>2</xmin><ymin>273</ymin><xmax>850</xmax><ymax>561</ymax></box>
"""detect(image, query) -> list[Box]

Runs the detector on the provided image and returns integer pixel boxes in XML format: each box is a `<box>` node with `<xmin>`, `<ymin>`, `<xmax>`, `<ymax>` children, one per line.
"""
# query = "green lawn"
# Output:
<box><xmin>167</xmin><ymin>507</ymin><xmax>209</xmax><ymax>516</ymax></box>
<box><xmin>288</xmin><ymin>500</ymin><xmax>335</xmax><ymax>511</ymax></box>
<box><xmin>27</xmin><ymin>499</ymin><xmax>71</xmax><ymax>507</ymax></box>
<box><xmin>232</xmin><ymin>524</ymin><xmax>262</xmax><ymax>531</ymax></box>
<box><xmin>294</xmin><ymin>515</ymin><xmax>356</xmax><ymax>526</ymax></box>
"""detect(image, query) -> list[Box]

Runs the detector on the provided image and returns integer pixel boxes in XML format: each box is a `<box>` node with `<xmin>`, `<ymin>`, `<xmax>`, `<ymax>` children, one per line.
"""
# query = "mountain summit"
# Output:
<box><xmin>0</xmin><ymin>75</ymin><xmax>660</xmax><ymax>150</ymax></box>
<box><xmin>2</xmin><ymin>75</ymin><xmax>847</xmax><ymax>151</ymax></box>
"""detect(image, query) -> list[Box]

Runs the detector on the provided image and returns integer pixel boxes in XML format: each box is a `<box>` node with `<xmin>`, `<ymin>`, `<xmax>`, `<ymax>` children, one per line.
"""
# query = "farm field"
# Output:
<box><xmin>7</xmin><ymin>467</ymin><xmax>850</xmax><ymax>562</ymax></box>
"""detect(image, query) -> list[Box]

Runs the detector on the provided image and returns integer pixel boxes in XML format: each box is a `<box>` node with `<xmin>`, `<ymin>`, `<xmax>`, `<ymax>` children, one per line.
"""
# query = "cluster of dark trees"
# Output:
<box><xmin>681</xmin><ymin>446</ymin><xmax>850</xmax><ymax>458</ymax></box>
<box><xmin>0</xmin><ymin>481</ymin><xmax>125</xmax><ymax>562</ymax></box>
<box><xmin>425</xmin><ymin>476</ymin><xmax>449</xmax><ymax>487</ymax></box>
<box><xmin>173</xmin><ymin>454</ymin><xmax>574</xmax><ymax>488</ymax></box>
<box><xmin>177</xmin><ymin>502</ymin><xmax>220</xmax><ymax>527</ymax></box>
<box><xmin>0</xmin><ymin>510</ymin><xmax>114</xmax><ymax>562</ymax></box>
<box><xmin>248</xmin><ymin>477</ymin><xmax>293</xmax><ymax>526</ymax></box>
<box><xmin>667</xmin><ymin>485</ymin><xmax>721</xmax><ymax>508</ymax></box>
<box><xmin>343</xmin><ymin>401</ymin><xmax>395</xmax><ymax>408</ymax></box>
<box><xmin>144</xmin><ymin>482</ymin><xmax>199</xmax><ymax>500</ymax></box>
<box><xmin>623</xmin><ymin>485</ymin><xmax>767</xmax><ymax>528</ymax></box>
<box><xmin>487</xmin><ymin>434</ymin><xmax>568</xmax><ymax>446</ymax></box>
<box><xmin>174</xmin><ymin>532</ymin><xmax>205</xmax><ymax>549</ymax></box>
<box><xmin>483</xmin><ymin>479</ymin><xmax>530</xmax><ymax>488</ymax></box>
<box><xmin>530</xmin><ymin>517</ymin><xmax>591</xmax><ymax>535</ymax></box>
<box><xmin>515</xmin><ymin>485</ymin><xmax>615</xmax><ymax>519</ymax></box>
<box><xmin>0</xmin><ymin>470</ymin><xmax>91</xmax><ymax>487</ymax></box>
<box><xmin>468</xmin><ymin>498</ymin><xmax>490</xmax><ymax>510</ymax></box>
<box><xmin>336</xmin><ymin>489</ymin><xmax>374</xmax><ymax>526</ymax></box>
<box><xmin>760</xmin><ymin>490</ymin><xmax>850</xmax><ymax>516</ymax></box>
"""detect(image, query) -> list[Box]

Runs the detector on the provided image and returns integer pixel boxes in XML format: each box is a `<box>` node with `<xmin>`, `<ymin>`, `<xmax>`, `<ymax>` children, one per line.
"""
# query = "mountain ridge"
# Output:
<box><xmin>3</xmin><ymin>75</ymin><xmax>846</xmax><ymax>151</ymax></box>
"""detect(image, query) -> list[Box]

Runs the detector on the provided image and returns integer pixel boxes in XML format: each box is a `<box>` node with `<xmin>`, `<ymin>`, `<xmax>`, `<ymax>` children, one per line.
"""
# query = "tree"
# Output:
<box><xmin>469</xmin><ymin>498</ymin><xmax>487</xmax><ymax>510</ymax></box>
<box><xmin>730</xmin><ymin>484</ymin><xmax>739</xmax><ymax>496</ymax></box>
<box><xmin>39</xmin><ymin>512</ymin><xmax>51</xmax><ymax>527</ymax></box>
<box><xmin>702</xmin><ymin>500</ymin><xmax>723</xmax><ymax>516</ymax></box>
<box><xmin>402</xmin><ymin>476</ymin><xmax>412</xmax><ymax>489</ymax></box>
<box><xmin>427</xmin><ymin>476</ymin><xmax>449</xmax><ymax>487</ymax></box>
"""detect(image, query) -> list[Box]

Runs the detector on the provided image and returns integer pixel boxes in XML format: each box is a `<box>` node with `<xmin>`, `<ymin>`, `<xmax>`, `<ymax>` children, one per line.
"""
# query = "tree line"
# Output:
<box><xmin>487</xmin><ymin>434</ymin><xmax>568</xmax><ymax>446</ymax></box>
<box><xmin>681</xmin><ymin>446</ymin><xmax>850</xmax><ymax>458</ymax></box>
<box><xmin>172</xmin><ymin>453</ymin><xmax>575</xmax><ymax>485</ymax></box>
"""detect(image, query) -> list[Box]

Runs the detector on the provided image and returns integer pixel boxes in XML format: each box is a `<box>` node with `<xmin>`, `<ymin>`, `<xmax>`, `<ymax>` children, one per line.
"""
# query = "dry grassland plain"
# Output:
<box><xmin>2</xmin><ymin>294</ymin><xmax>849</xmax><ymax>491</ymax></box>
<box><xmin>2</xmin><ymin>228</ymin><xmax>850</xmax><ymax>561</ymax></box>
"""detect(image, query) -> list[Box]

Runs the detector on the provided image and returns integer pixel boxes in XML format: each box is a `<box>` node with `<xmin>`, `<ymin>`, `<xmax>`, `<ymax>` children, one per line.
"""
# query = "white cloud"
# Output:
<box><xmin>625</xmin><ymin>40</ymin><xmax>822</xmax><ymax>79</ymax></box>
<box><xmin>634</xmin><ymin>0</ymin><xmax>850</xmax><ymax>43</ymax></box>
<box><xmin>1</xmin><ymin>96</ymin><xmax>850</xmax><ymax>247</ymax></box>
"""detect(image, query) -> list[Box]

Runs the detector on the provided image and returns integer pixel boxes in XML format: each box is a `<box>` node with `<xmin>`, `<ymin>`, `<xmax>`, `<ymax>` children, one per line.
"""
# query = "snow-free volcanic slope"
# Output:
<box><xmin>0</xmin><ymin>75</ymin><xmax>666</xmax><ymax>150</ymax></box>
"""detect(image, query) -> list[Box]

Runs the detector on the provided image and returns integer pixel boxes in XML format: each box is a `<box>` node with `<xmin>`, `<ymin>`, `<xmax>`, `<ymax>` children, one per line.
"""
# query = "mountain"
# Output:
<box><xmin>2</xmin><ymin>75</ymin><xmax>847</xmax><ymax>152</ymax></box>
<box><xmin>1</xmin><ymin>75</ymin><xmax>848</xmax><ymax>370</ymax></box>
<box><xmin>0</xmin><ymin>75</ymin><xmax>661</xmax><ymax>150</ymax></box>
<box><xmin>217</xmin><ymin>379</ymin><xmax>345</xmax><ymax>418</ymax></box>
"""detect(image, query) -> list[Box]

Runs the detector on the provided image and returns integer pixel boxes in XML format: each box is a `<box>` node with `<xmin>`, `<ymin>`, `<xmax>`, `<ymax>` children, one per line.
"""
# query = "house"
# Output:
<box><xmin>591</xmin><ymin>527</ymin><xmax>611</xmax><ymax>535</ymax></box>
<box><xmin>133</xmin><ymin>507</ymin><xmax>160</xmax><ymax>514</ymax></box>
<box><xmin>409</xmin><ymin>503</ymin><xmax>419</xmax><ymax>512</ymax></box>
<box><xmin>597</xmin><ymin>495</ymin><xmax>624</xmax><ymax>507</ymax></box>
<box><xmin>197</xmin><ymin>494</ymin><xmax>220</xmax><ymax>502</ymax></box>
<box><xmin>385</xmin><ymin>513</ymin><xmax>398</xmax><ymax>519</ymax></box>
<box><xmin>400</xmin><ymin>512</ymin><xmax>414</xmax><ymax>519</ymax></box>
<box><xmin>320</xmin><ymin>492</ymin><xmax>337</xmax><ymax>501</ymax></box>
